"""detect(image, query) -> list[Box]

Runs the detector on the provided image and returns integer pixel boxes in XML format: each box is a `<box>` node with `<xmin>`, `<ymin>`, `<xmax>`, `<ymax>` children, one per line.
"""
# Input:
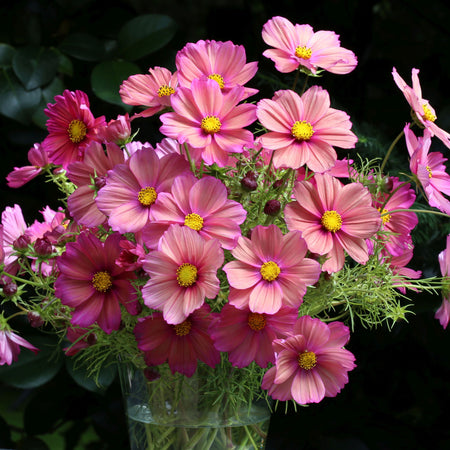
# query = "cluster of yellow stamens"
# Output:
<box><xmin>201</xmin><ymin>115</ymin><xmax>222</xmax><ymax>134</ymax></box>
<box><xmin>378</xmin><ymin>208</ymin><xmax>391</xmax><ymax>225</ymax></box>
<box><xmin>157</xmin><ymin>85</ymin><xmax>175</xmax><ymax>97</ymax></box>
<box><xmin>92</xmin><ymin>271</ymin><xmax>113</xmax><ymax>292</ymax></box>
<box><xmin>321</xmin><ymin>210</ymin><xmax>342</xmax><ymax>233</ymax></box>
<box><xmin>176</xmin><ymin>263</ymin><xmax>198</xmax><ymax>287</ymax></box>
<box><xmin>173</xmin><ymin>319</ymin><xmax>192</xmax><ymax>336</ymax></box>
<box><xmin>291</xmin><ymin>120</ymin><xmax>315</xmax><ymax>141</ymax></box>
<box><xmin>295</xmin><ymin>46</ymin><xmax>312</xmax><ymax>59</ymax></box>
<box><xmin>208</xmin><ymin>73</ymin><xmax>225</xmax><ymax>89</ymax></box>
<box><xmin>247</xmin><ymin>313</ymin><xmax>266</xmax><ymax>331</ymax></box>
<box><xmin>422</xmin><ymin>104</ymin><xmax>437</xmax><ymax>122</ymax></box>
<box><xmin>138</xmin><ymin>187</ymin><xmax>158</xmax><ymax>207</ymax></box>
<box><xmin>298</xmin><ymin>350</ymin><xmax>317</xmax><ymax>370</ymax></box>
<box><xmin>68</xmin><ymin>119</ymin><xmax>87</xmax><ymax>143</ymax></box>
<box><xmin>260</xmin><ymin>261</ymin><xmax>281</xmax><ymax>282</ymax></box>
<box><xmin>184</xmin><ymin>213</ymin><xmax>204</xmax><ymax>231</ymax></box>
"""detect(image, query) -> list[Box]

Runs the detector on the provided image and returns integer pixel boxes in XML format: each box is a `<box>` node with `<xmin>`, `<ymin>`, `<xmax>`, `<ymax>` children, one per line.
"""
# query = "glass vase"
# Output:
<box><xmin>119</xmin><ymin>363</ymin><xmax>271</xmax><ymax>450</ymax></box>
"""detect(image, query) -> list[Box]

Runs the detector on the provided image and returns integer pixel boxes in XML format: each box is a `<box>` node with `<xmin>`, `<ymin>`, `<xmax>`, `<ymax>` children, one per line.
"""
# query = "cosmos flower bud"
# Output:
<box><xmin>264</xmin><ymin>199</ymin><xmax>281</xmax><ymax>216</ymax></box>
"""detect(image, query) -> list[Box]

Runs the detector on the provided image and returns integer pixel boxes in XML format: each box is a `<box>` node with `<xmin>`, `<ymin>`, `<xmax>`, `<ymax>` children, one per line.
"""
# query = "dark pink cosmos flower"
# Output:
<box><xmin>0</xmin><ymin>328</ymin><xmax>39</xmax><ymax>365</ymax></box>
<box><xmin>134</xmin><ymin>305</ymin><xmax>220</xmax><ymax>377</ymax></box>
<box><xmin>54</xmin><ymin>232</ymin><xmax>139</xmax><ymax>334</ymax></box>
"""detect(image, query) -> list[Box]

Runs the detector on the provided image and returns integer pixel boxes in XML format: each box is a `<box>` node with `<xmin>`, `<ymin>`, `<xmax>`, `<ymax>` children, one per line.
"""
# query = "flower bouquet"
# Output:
<box><xmin>1</xmin><ymin>15</ymin><xmax>450</xmax><ymax>450</ymax></box>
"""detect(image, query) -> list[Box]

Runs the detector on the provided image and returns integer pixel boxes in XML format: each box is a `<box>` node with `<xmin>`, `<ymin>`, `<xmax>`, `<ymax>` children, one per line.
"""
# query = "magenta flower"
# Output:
<box><xmin>95</xmin><ymin>148</ymin><xmax>189</xmax><ymax>233</ymax></box>
<box><xmin>209</xmin><ymin>303</ymin><xmax>297</xmax><ymax>368</ymax></box>
<box><xmin>142</xmin><ymin>173</ymin><xmax>247</xmax><ymax>250</ymax></box>
<box><xmin>223</xmin><ymin>225</ymin><xmax>321</xmax><ymax>314</ymax></box>
<box><xmin>392</xmin><ymin>68</ymin><xmax>450</xmax><ymax>149</ymax></box>
<box><xmin>42</xmin><ymin>90</ymin><xmax>106</xmax><ymax>168</ymax></box>
<box><xmin>261</xmin><ymin>316</ymin><xmax>356</xmax><ymax>404</ymax></box>
<box><xmin>159</xmin><ymin>78</ymin><xmax>256</xmax><ymax>167</ymax></box>
<box><xmin>262</xmin><ymin>16</ymin><xmax>357</xmax><ymax>75</ymax></box>
<box><xmin>142</xmin><ymin>225</ymin><xmax>224</xmax><ymax>325</ymax></box>
<box><xmin>120</xmin><ymin>66</ymin><xmax>178</xmax><ymax>118</ymax></box>
<box><xmin>405</xmin><ymin>126</ymin><xmax>450</xmax><ymax>215</ymax></box>
<box><xmin>176</xmin><ymin>40</ymin><xmax>258</xmax><ymax>99</ymax></box>
<box><xmin>284</xmin><ymin>173</ymin><xmax>381</xmax><ymax>273</ymax></box>
<box><xmin>0</xmin><ymin>328</ymin><xmax>39</xmax><ymax>365</ymax></box>
<box><xmin>256</xmin><ymin>87</ymin><xmax>358</xmax><ymax>172</ymax></box>
<box><xmin>134</xmin><ymin>304</ymin><xmax>220</xmax><ymax>377</ymax></box>
<box><xmin>435</xmin><ymin>235</ymin><xmax>450</xmax><ymax>329</ymax></box>
<box><xmin>96</xmin><ymin>114</ymin><xmax>132</xmax><ymax>145</ymax></box>
<box><xmin>55</xmin><ymin>232</ymin><xmax>139</xmax><ymax>334</ymax></box>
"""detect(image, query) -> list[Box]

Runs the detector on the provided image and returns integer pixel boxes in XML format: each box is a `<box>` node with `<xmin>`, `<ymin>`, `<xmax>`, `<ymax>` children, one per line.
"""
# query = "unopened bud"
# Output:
<box><xmin>28</xmin><ymin>311</ymin><xmax>45</xmax><ymax>328</ymax></box>
<box><xmin>264</xmin><ymin>199</ymin><xmax>281</xmax><ymax>216</ymax></box>
<box><xmin>34</xmin><ymin>237</ymin><xmax>53</xmax><ymax>256</ymax></box>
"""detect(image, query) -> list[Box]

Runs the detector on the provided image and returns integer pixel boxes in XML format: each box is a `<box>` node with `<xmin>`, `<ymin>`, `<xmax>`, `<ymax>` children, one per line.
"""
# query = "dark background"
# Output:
<box><xmin>1</xmin><ymin>0</ymin><xmax>450</xmax><ymax>449</ymax></box>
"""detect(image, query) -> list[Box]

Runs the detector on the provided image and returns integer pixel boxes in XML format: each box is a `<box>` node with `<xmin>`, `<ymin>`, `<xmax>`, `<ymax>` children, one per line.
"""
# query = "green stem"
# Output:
<box><xmin>380</xmin><ymin>208</ymin><xmax>449</xmax><ymax>219</ymax></box>
<box><xmin>380</xmin><ymin>129</ymin><xmax>405</xmax><ymax>173</ymax></box>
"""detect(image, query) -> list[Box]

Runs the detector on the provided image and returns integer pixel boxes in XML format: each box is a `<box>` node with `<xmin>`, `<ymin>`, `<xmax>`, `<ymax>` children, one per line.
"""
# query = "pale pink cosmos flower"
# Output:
<box><xmin>284</xmin><ymin>173</ymin><xmax>381</xmax><ymax>273</ymax></box>
<box><xmin>262</xmin><ymin>16</ymin><xmax>357</xmax><ymax>75</ymax></box>
<box><xmin>0</xmin><ymin>328</ymin><xmax>39</xmax><ymax>365</ymax></box>
<box><xmin>435</xmin><ymin>235</ymin><xmax>450</xmax><ymax>329</ymax></box>
<box><xmin>223</xmin><ymin>225</ymin><xmax>321</xmax><ymax>314</ymax></box>
<box><xmin>134</xmin><ymin>305</ymin><xmax>220</xmax><ymax>377</ymax></box>
<box><xmin>392</xmin><ymin>68</ymin><xmax>450</xmax><ymax>149</ymax></box>
<box><xmin>142</xmin><ymin>225</ymin><xmax>224</xmax><ymax>325</ymax></box>
<box><xmin>142</xmin><ymin>173</ymin><xmax>246</xmax><ymax>250</ymax></box>
<box><xmin>209</xmin><ymin>303</ymin><xmax>298</xmax><ymax>368</ymax></box>
<box><xmin>261</xmin><ymin>315</ymin><xmax>356</xmax><ymax>404</ymax></box>
<box><xmin>256</xmin><ymin>87</ymin><xmax>358</xmax><ymax>172</ymax></box>
<box><xmin>176</xmin><ymin>39</ymin><xmax>258</xmax><ymax>99</ymax></box>
<box><xmin>405</xmin><ymin>126</ymin><xmax>450</xmax><ymax>215</ymax></box>
<box><xmin>119</xmin><ymin>66</ymin><xmax>178</xmax><ymax>118</ymax></box>
<box><xmin>160</xmin><ymin>78</ymin><xmax>256</xmax><ymax>167</ymax></box>
<box><xmin>95</xmin><ymin>148</ymin><xmax>189</xmax><ymax>233</ymax></box>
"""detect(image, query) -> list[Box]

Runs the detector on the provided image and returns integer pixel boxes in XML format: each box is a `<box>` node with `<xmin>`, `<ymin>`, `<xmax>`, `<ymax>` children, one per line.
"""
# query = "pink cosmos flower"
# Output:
<box><xmin>54</xmin><ymin>232</ymin><xmax>139</xmax><ymax>334</ymax></box>
<box><xmin>66</xmin><ymin>141</ymin><xmax>125</xmax><ymax>227</ymax></box>
<box><xmin>223</xmin><ymin>225</ymin><xmax>321</xmax><ymax>314</ymax></box>
<box><xmin>0</xmin><ymin>328</ymin><xmax>39</xmax><ymax>365</ymax></box>
<box><xmin>142</xmin><ymin>225</ymin><xmax>224</xmax><ymax>325</ymax></box>
<box><xmin>262</xmin><ymin>16</ymin><xmax>357</xmax><ymax>75</ymax></box>
<box><xmin>209</xmin><ymin>303</ymin><xmax>297</xmax><ymax>368</ymax></box>
<box><xmin>134</xmin><ymin>304</ymin><xmax>220</xmax><ymax>377</ymax></box>
<box><xmin>176</xmin><ymin>39</ymin><xmax>258</xmax><ymax>99</ymax></box>
<box><xmin>7</xmin><ymin>143</ymin><xmax>49</xmax><ymax>188</ymax></box>
<box><xmin>159</xmin><ymin>78</ymin><xmax>256</xmax><ymax>167</ymax></box>
<box><xmin>261</xmin><ymin>315</ymin><xmax>356</xmax><ymax>404</ymax></box>
<box><xmin>95</xmin><ymin>148</ymin><xmax>189</xmax><ymax>233</ymax></box>
<box><xmin>405</xmin><ymin>126</ymin><xmax>450</xmax><ymax>215</ymax></box>
<box><xmin>392</xmin><ymin>68</ymin><xmax>450</xmax><ymax>149</ymax></box>
<box><xmin>96</xmin><ymin>114</ymin><xmax>132</xmax><ymax>145</ymax></box>
<box><xmin>120</xmin><ymin>66</ymin><xmax>178</xmax><ymax>118</ymax></box>
<box><xmin>256</xmin><ymin>87</ymin><xmax>358</xmax><ymax>172</ymax></box>
<box><xmin>42</xmin><ymin>90</ymin><xmax>106</xmax><ymax>168</ymax></box>
<box><xmin>154</xmin><ymin>137</ymin><xmax>204</xmax><ymax>166</ymax></box>
<box><xmin>284</xmin><ymin>173</ymin><xmax>381</xmax><ymax>273</ymax></box>
<box><xmin>142</xmin><ymin>173</ymin><xmax>247</xmax><ymax>250</ymax></box>
<box><xmin>435</xmin><ymin>235</ymin><xmax>450</xmax><ymax>329</ymax></box>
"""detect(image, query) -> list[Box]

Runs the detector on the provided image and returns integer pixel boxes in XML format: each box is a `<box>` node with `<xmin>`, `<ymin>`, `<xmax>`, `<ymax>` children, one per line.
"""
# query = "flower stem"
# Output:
<box><xmin>380</xmin><ymin>129</ymin><xmax>405</xmax><ymax>173</ymax></box>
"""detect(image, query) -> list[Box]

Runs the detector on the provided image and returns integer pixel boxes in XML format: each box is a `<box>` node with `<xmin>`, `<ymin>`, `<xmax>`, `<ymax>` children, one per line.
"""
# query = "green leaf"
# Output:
<box><xmin>32</xmin><ymin>77</ymin><xmax>66</xmax><ymax>128</ymax></box>
<box><xmin>59</xmin><ymin>32</ymin><xmax>106</xmax><ymax>62</ymax></box>
<box><xmin>12</xmin><ymin>46</ymin><xmax>60</xmax><ymax>90</ymax></box>
<box><xmin>117</xmin><ymin>14</ymin><xmax>176</xmax><ymax>61</ymax></box>
<box><xmin>65</xmin><ymin>358</ymin><xmax>117</xmax><ymax>393</ymax></box>
<box><xmin>0</xmin><ymin>43</ymin><xmax>15</xmax><ymax>68</ymax></box>
<box><xmin>91</xmin><ymin>60</ymin><xmax>139</xmax><ymax>107</ymax></box>
<box><xmin>0</xmin><ymin>334</ymin><xmax>63</xmax><ymax>389</ymax></box>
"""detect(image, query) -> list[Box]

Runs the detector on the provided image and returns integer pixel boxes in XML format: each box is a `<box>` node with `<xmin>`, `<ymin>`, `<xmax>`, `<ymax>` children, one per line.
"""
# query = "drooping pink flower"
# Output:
<box><xmin>223</xmin><ymin>225</ymin><xmax>321</xmax><ymax>314</ymax></box>
<box><xmin>0</xmin><ymin>328</ymin><xmax>39</xmax><ymax>365</ymax></box>
<box><xmin>176</xmin><ymin>39</ymin><xmax>258</xmax><ymax>99</ymax></box>
<box><xmin>142</xmin><ymin>225</ymin><xmax>224</xmax><ymax>325</ymax></box>
<box><xmin>261</xmin><ymin>316</ymin><xmax>356</xmax><ymax>404</ymax></box>
<box><xmin>115</xmin><ymin>238</ymin><xmax>146</xmax><ymax>272</ymax></box>
<box><xmin>159</xmin><ymin>78</ymin><xmax>256</xmax><ymax>167</ymax></box>
<box><xmin>96</xmin><ymin>113</ymin><xmax>132</xmax><ymax>145</ymax></box>
<box><xmin>95</xmin><ymin>148</ymin><xmax>190</xmax><ymax>233</ymax></box>
<box><xmin>209</xmin><ymin>303</ymin><xmax>297</xmax><ymax>368</ymax></box>
<box><xmin>134</xmin><ymin>304</ymin><xmax>220</xmax><ymax>377</ymax></box>
<box><xmin>405</xmin><ymin>126</ymin><xmax>450</xmax><ymax>214</ymax></box>
<box><xmin>142</xmin><ymin>173</ymin><xmax>246</xmax><ymax>250</ymax></box>
<box><xmin>284</xmin><ymin>173</ymin><xmax>381</xmax><ymax>273</ymax></box>
<box><xmin>54</xmin><ymin>232</ymin><xmax>139</xmax><ymax>334</ymax></box>
<box><xmin>435</xmin><ymin>235</ymin><xmax>450</xmax><ymax>329</ymax></box>
<box><xmin>392</xmin><ymin>68</ymin><xmax>450</xmax><ymax>149</ymax></box>
<box><xmin>262</xmin><ymin>16</ymin><xmax>357</xmax><ymax>75</ymax></box>
<box><xmin>120</xmin><ymin>66</ymin><xmax>178</xmax><ymax>118</ymax></box>
<box><xmin>256</xmin><ymin>87</ymin><xmax>358</xmax><ymax>172</ymax></box>
<box><xmin>42</xmin><ymin>90</ymin><xmax>106</xmax><ymax>168</ymax></box>
<box><xmin>6</xmin><ymin>143</ymin><xmax>50</xmax><ymax>188</ymax></box>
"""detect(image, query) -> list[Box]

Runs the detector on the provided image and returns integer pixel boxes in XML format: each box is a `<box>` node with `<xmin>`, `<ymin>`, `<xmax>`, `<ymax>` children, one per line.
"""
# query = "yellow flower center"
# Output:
<box><xmin>92</xmin><ymin>270</ymin><xmax>113</xmax><ymax>292</ymax></box>
<box><xmin>295</xmin><ymin>46</ymin><xmax>312</xmax><ymax>59</ymax></box>
<box><xmin>378</xmin><ymin>208</ymin><xmax>391</xmax><ymax>225</ymax></box>
<box><xmin>157</xmin><ymin>85</ymin><xmax>175</xmax><ymax>97</ymax></box>
<box><xmin>184</xmin><ymin>213</ymin><xmax>204</xmax><ymax>231</ymax></box>
<box><xmin>321</xmin><ymin>210</ymin><xmax>342</xmax><ymax>233</ymax></box>
<box><xmin>68</xmin><ymin>119</ymin><xmax>87</xmax><ymax>144</ymax></box>
<box><xmin>422</xmin><ymin>104</ymin><xmax>436</xmax><ymax>122</ymax></box>
<box><xmin>247</xmin><ymin>312</ymin><xmax>266</xmax><ymax>331</ymax></box>
<box><xmin>138</xmin><ymin>187</ymin><xmax>157</xmax><ymax>207</ymax></box>
<box><xmin>176</xmin><ymin>263</ymin><xmax>198</xmax><ymax>287</ymax></box>
<box><xmin>298</xmin><ymin>350</ymin><xmax>317</xmax><ymax>370</ymax></box>
<box><xmin>291</xmin><ymin>121</ymin><xmax>314</xmax><ymax>141</ymax></box>
<box><xmin>173</xmin><ymin>319</ymin><xmax>192</xmax><ymax>336</ymax></box>
<box><xmin>260</xmin><ymin>261</ymin><xmax>281</xmax><ymax>282</ymax></box>
<box><xmin>201</xmin><ymin>116</ymin><xmax>221</xmax><ymax>134</ymax></box>
<box><xmin>426</xmin><ymin>165</ymin><xmax>433</xmax><ymax>178</ymax></box>
<box><xmin>208</xmin><ymin>73</ymin><xmax>225</xmax><ymax>89</ymax></box>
